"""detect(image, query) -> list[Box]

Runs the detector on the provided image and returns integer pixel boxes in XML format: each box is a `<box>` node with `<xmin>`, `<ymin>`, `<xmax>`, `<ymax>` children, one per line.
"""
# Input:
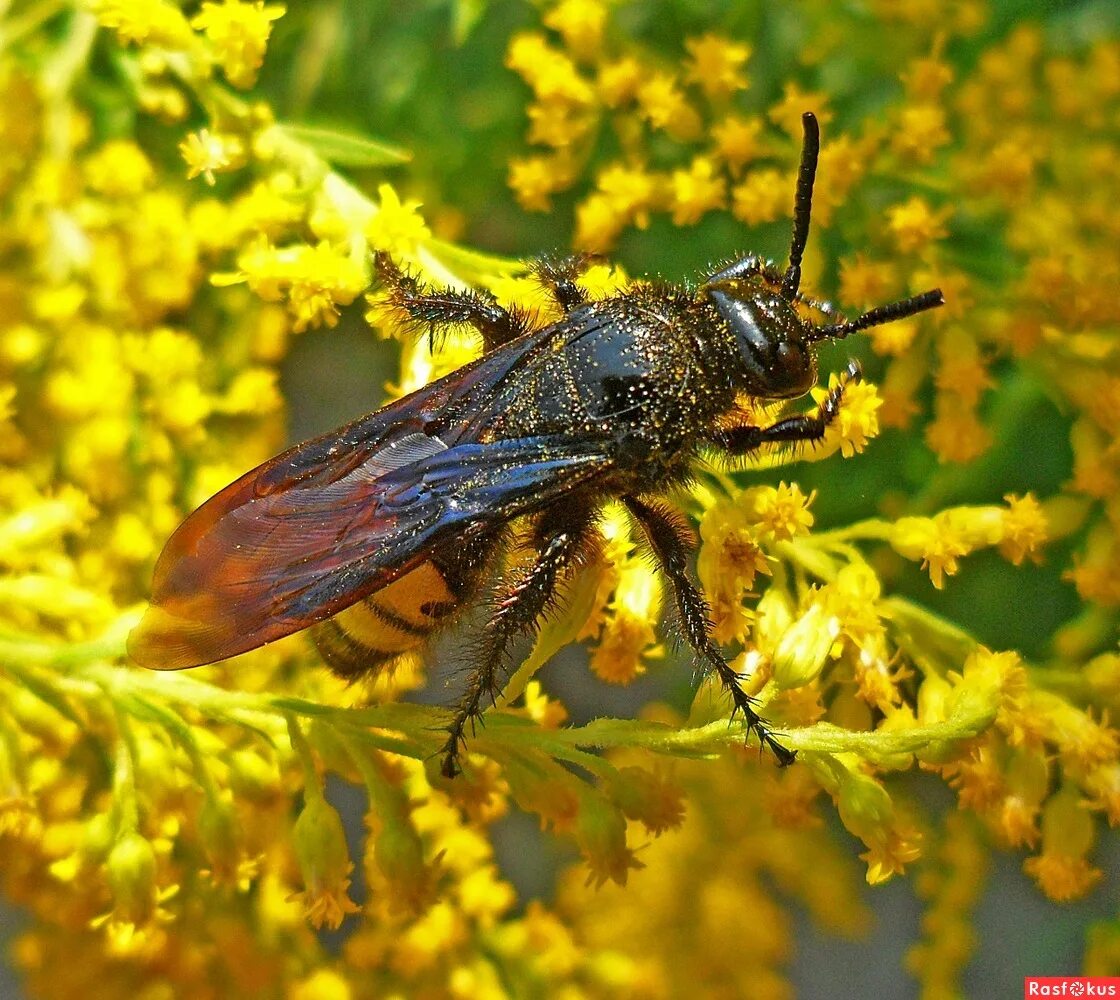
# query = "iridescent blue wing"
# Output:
<box><xmin>127</xmin><ymin>325</ymin><xmax>614</xmax><ymax>670</ymax></box>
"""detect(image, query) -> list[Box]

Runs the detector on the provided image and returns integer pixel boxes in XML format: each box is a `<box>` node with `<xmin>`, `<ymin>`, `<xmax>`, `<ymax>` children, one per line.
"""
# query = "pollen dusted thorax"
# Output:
<box><xmin>129</xmin><ymin>113</ymin><xmax>944</xmax><ymax>780</ymax></box>
<box><xmin>485</xmin><ymin>288</ymin><xmax>739</xmax><ymax>480</ymax></box>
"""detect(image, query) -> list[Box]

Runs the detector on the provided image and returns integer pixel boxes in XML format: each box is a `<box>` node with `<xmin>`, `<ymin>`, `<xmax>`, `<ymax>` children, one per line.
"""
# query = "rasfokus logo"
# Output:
<box><xmin>1025</xmin><ymin>978</ymin><xmax>1120</xmax><ymax>997</ymax></box>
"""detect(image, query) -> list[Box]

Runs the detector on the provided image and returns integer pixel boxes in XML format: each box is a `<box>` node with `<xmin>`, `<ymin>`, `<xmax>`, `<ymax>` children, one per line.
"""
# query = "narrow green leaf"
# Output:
<box><xmin>276</xmin><ymin>123</ymin><xmax>411</xmax><ymax>167</ymax></box>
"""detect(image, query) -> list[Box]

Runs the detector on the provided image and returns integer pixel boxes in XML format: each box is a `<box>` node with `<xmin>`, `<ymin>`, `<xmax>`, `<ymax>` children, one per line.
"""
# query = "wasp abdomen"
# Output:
<box><xmin>311</xmin><ymin>540</ymin><xmax>491</xmax><ymax>678</ymax></box>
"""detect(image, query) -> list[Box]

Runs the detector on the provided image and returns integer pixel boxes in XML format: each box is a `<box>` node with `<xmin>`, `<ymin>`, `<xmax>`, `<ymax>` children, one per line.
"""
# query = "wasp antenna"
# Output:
<box><xmin>812</xmin><ymin>288</ymin><xmax>945</xmax><ymax>341</ymax></box>
<box><xmin>781</xmin><ymin>112</ymin><xmax>821</xmax><ymax>300</ymax></box>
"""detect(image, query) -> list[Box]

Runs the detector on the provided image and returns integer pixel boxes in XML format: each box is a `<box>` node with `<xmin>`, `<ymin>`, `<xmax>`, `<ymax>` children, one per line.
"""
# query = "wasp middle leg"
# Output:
<box><xmin>440</xmin><ymin>506</ymin><xmax>598</xmax><ymax>777</ymax></box>
<box><xmin>622</xmin><ymin>494</ymin><xmax>796</xmax><ymax>766</ymax></box>
<box><xmin>531</xmin><ymin>253</ymin><xmax>601</xmax><ymax>313</ymax></box>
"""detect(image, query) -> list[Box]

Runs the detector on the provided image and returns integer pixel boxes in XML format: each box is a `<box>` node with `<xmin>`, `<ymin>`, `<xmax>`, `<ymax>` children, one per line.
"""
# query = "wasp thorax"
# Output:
<box><xmin>706</xmin><ymin>279</ymin><xmax>817</xmax><ymax>400</ymax></box>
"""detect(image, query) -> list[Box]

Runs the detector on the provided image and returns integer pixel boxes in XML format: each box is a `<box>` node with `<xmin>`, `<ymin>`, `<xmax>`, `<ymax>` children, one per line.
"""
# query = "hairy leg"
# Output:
<box><xmin>531</xmin><ymin>253</ymin><xmax>601</xmax><ymax>313</ymax></box>
<box><xmin>440</xmin><ymin>507</ymin><xmax>597</xmax><ymax>777</ymax></box>
<box><xmin>376</xmin><ymin>251</ymin><xmax>530</xmax><ymax>351</ymax></box>
<box><xmin>623</xmin><ymin>495</ymin><xmax>796</xmax><ymax>766</ymax></box>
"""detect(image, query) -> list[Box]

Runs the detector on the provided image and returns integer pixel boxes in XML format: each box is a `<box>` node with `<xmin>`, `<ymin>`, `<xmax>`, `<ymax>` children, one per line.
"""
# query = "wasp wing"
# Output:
<box><xmin>128</xmin><ymin>327</ymin><xmax>614</xmax><ymax>670</ymax></box>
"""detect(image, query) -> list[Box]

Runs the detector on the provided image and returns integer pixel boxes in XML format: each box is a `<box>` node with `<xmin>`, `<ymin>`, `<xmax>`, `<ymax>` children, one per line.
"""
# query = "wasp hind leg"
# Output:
<box><xmin>440</xmin><ymin>510</ymin><xmax>596</xmax><ymax>778</ymax></box>
<box><xmin>622</xmin><ymin>495</ymin><xmax>797</xmax><ymax>767</ymax></box>
<box><xmin>375</xmin><ymin>251</ymin><xmax>530</xmax><ymax>352</ymax></box>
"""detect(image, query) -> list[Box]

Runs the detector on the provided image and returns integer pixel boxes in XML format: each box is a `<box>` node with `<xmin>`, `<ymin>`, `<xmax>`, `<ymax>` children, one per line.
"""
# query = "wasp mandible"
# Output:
<box><xmin>129</xmin><ymin>113</ymin><xmax>944</xmax><ymax>777</ymax></box>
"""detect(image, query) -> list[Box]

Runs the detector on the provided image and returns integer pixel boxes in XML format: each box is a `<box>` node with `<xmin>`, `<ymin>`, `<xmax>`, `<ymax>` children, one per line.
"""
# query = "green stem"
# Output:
<box><xmin>109</xmin><ymin>705</ymin><xmax>141</xmax><ymax>834</ymax></box>
<box><xmin>286</xmin><ymin>715</ymin><xmax>323</xmax><ymax>802</ymax></box>
<box><xmin>880</xmin><ymin>595</ymin><xmax>979</xmax><ymax>672</ymax></box>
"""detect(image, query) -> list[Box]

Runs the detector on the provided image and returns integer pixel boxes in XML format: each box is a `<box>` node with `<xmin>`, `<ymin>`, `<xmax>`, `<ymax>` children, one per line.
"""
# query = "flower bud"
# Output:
<box><xmin>837</xmin><ymin>770</ymin><xmax>894</xmax><ymax>850</ymax></box>
<box><xmin>771</xmin><ymin>603</ymin><xmax>835</xmax><ymax>690</ymax></box>
<box><xmin>292</xmin><ymin>793</ymin><xmax>359</xmax><ymax>929</ymax></box>
<box><xmin>105</xmin><ymin>831</ymin><xmax>159</xmax><ymax>926</ymax></box>
<box><xmin>576</xmin><ymin>794</ymin><xmax>641</xmax><ymax>889</ymax></box>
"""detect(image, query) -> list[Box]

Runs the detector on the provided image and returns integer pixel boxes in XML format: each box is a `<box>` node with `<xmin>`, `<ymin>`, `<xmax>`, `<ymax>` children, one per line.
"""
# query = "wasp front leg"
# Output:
<box><xmin>712</xmin><ymin>361</ymin><xmax>861</xmax><ymax>456</ymax></box>
<box><xmin>440</xmin><ymin>509</ymin><xmax>597</xmax><ymax>777</ymax></box>
<box><xmin>375</xmin><ymin>251</ymin><xmax>531</xmax><ymax>352</ymax></box>
<box><xmin>622</xmin><ymin>495</ymin><xmax>796</xmax><ymax>766</ymax></box>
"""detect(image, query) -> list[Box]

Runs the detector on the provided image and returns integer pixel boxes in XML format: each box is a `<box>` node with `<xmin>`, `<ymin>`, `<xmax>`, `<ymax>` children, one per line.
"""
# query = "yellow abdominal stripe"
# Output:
<box><xmin>331</xmin><ymin>561</ymin><xmax>458</xmax><ymax>656</ymax></box>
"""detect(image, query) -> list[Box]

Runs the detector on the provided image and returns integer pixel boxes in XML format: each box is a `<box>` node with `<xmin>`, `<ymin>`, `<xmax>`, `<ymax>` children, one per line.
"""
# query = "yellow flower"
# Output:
<box><xmin>886</xmin><ymin>196</ymin><xmax>951</xmax><ymax>254</ymax></box>
<box><xmin>994</xmin><ymin>747</ymin><xmax>1048</xmax><ymax>848</ymax></box>
<box><xmin>999</xmin><ymin>493</ymin><xmax>1047</xmax><ymax>565</ymax></box>
<box><xmin>231</xmin><ymin>174</ymin><xmax>305</xmax><ymax>239</ymax></box>
<box><xmin>710</xmin><ymin>115</ymin><xmax>765</xmax><ymax>173</ymax></box>
<box><xmin>891</xmin><ymin>515</ymin><xmax>970</xmax><ymax>588</ymax></box>
<box><xmin>179</xmin><ymin>129</ymin><xmax>246</xmax><ymax>185</ymax></box>
<box><xmin>901</xmin><ymin>53</ymin><xmax>954</xmax><ymax>100</ymax></box>
<box><xmin>636</xmin><ymin>73</ymin><xmax>702</xmax><ymax>141</ymax></box>
<box><xmin>597</xmin><ymin>57</ymin><xmax>643</xmax><ymax>107</ymax></box>
<box><xmin>669</xmin><ymin>156</ymin><xmax>726</xmax><ymax>226</ymax></box>
<box><xmin>731</xmin><ymin>167</ymin><xmax>788</xmax><ymax>226</ymax></box>
<box><xmin>527</xmin><ymin>101</ymin><xmax>596</xmax><ymax>148</ymax></box>
<box><xmin>543</xmin><ymin>0</ymin><xmax>607</xmax><ymax>62</ymax></box>
<box><xmin>589</xmin><ymin>530</ymin><xmax>662</xmax><ymax>684</ymax></box>
<box><xmin>192</xmin><ymin>0</ymin><xmax>285</xmax><ymax>89</ymax></box>
<box><xmin>609</xmin><ymin>766</ymin><xmax>686</xmax><ymax>836</ymax></box>
<box><xmin>935</xmin><ymin>333</ymin><xmax>992</xmax><ymax>406</ymax></box>
<box><xmin>90</xmin><ymin>0</ymin><xmax>194</xmax><ymax>47</ymax></box>
<box><xmin>839</xmin><ymin>254</ymin><xmax>897</xmax><ymax>309</ymax></box>
<box><xmin>590</xmin><ymin>615</ymin><xmax>658</xmax><ymax>685</ymax></box>
<box><xmin>218</xmin><ymin>368</ymin><xmax>282</xmax><ymax>415</ymax></box>
<box><xmin>862</xmin><ymin>822</ymin><xmax>923</xmax><ymax>885</ymax></box>
<box><xmin>228</xmin><ymin>239</ymin><xmax>366</xmax><ymax>331</ymax></box>
<box><xmin>820</xmin><ymin>561</ymin><xmax>885</xmax><ymax>654</ymax></box>
<box><xmin>683</xmin><ymin>34</ymin><xmax>751</xmax><ymax>99</ymax></box>
<box><xmin>84</xmin><ymin>141</ymin><xmax>154</xmax><ymax>197</ymax></box>
<box><xmin>697</xmin><ymin>495</ymin><xmax>772</xmax><ymax>643</ymax></box>
<box><xmin>869</xmin><ymin>317</ymin><xmax>918</xmax><ymax>356</ymax></box>
<box><xmin>596</xmin><ymin>162</ymin><xmax>660</xmax><ymax>228</ymax></box>
<box><xmin>365</xmin><ymin>183</ymin><xmax>432</xmax><ymax>258</ymax></box>
<box><xmin>817</xmin><ymin>374</ymin><xmax>883</xmax><ymax>458</ymax></box>
<box><xmin>925</xmin><ymin>396</ymin><xmax>991</xmax><ymax>463</ymax></box>
<box><xmin>771</xmin><ymin>601</ymin><xmax>835</xmax><ymax>690</ymax></box>
<box><xmin>457</xmin><ymin>864</ymin><xmax>517</xmax><ymax>926</ymax></box>
<box><xmin>289</xmin><ymin>969</ymin><xmax>353</xmax><ymax>1000</ymax></box>
<box><xmin>521</xmin><ymin>680</ymin><xmax>568</xmax><ymax>729</ymax></box>
<box><xmin>835</xmin><ymin>767</ymin><xmax>922</xmax><ymax>883</ymax></box>
<box><xmin>574</xmin><ymin>193</ymin><xmax>625</xmax><ymax>252</ymax></box>
<box><xmin>742</xmin><ymin>482</ymin><xmax>815</xmax><ymax>541</ymax></box>
<box><xmin>506</xmin><ymin>33</ymin><xmax>595</xmax><ymax>106</ymax></box>
<box><xmin>767</xmin><ymin>83</ymin><xmax>833</xmax><ymax>138</ymax></box>
<box><xmin>0</xmin><ymin>487</ymin><xmax>95</xmax><ymax>562</ymax></box>
<box><xmin>93</xmin><ymin>831</ymin><xmax>178</xmax><ymax>946</ymax></box>
<box><xmin>891</xmin><ymin>104</ymin><xmax>950</xmax><ymax>164</ymax></box>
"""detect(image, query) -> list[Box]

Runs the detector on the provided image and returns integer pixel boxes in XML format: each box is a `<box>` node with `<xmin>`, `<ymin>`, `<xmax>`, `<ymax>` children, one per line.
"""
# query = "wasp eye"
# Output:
<box><xmin>765</xmin><ymin>337</ymin><xmax>815</xmax><ymax>399</ymax></box>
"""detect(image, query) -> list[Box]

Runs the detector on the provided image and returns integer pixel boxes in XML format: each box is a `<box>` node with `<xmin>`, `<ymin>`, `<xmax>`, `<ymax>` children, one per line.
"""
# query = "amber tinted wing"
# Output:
<box><xmin>128</xmin><ymin>329</ymin><xmax>614</xmax><ymax>669</ymax></box>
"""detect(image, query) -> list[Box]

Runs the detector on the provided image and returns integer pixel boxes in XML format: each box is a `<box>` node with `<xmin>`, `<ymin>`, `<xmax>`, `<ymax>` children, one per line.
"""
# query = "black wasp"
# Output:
<box><xmin>129</xmin><ymin>113</ymin><xmax>944</xmax><ymax>776</ymax></box>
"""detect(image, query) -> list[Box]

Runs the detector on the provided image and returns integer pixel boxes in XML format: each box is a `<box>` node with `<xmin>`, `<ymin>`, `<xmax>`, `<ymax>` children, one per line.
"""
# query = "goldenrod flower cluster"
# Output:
<box><xmin>0</xmin><ymin>0</ymin><xmax>1117</xmax><ymax>996</ymax></box>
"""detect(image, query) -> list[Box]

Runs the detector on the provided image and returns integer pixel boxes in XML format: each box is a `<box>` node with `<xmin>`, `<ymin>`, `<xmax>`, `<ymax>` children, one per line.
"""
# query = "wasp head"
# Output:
<box><xmin>703</xmin><ymin>112</ymin><xmax>944</xmax><ymax>403</ymax></box>
<box><xmin>705</xmin><ymin>273</ymin><xmax>817</xmax><ymax>399</ymax></box>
